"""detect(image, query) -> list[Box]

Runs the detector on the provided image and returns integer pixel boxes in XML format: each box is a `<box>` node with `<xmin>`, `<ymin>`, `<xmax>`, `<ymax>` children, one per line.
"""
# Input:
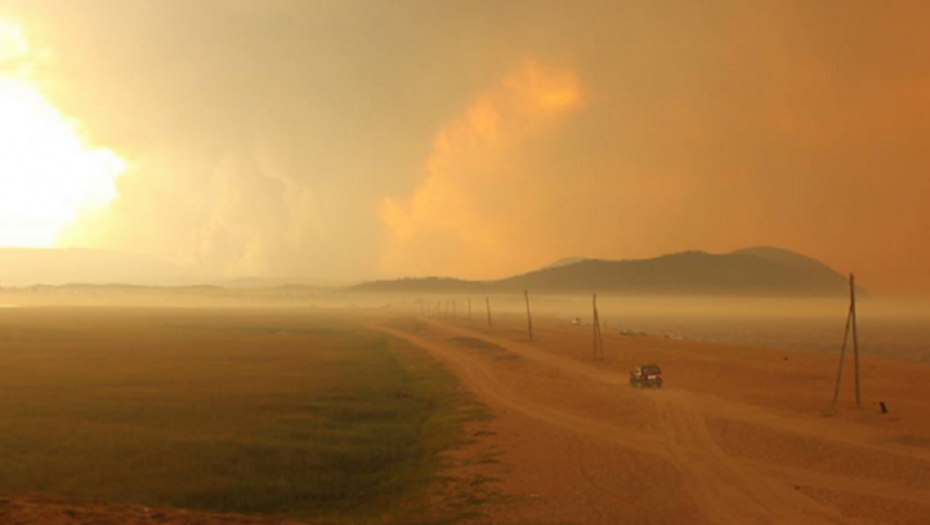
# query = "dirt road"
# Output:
<box><xmin>373</xmin><ymin>316</ymin><xmax>930</xmax><ymax>525</ymax></box>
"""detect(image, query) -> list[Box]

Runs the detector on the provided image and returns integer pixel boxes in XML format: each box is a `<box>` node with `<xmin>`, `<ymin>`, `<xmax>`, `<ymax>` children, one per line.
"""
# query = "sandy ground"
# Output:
<box><xmin>375</xmin><ymin>314</ymin><xmax>930</xmax><ymax>525</ymax></box>
<box><xmin>4</xmin><ymin>312</ymin><xmax>930</xmax><ymax>524</ymax></box>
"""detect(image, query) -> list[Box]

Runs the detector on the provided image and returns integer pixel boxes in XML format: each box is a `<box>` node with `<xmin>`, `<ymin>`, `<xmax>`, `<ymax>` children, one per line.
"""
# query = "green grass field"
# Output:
<box><xmin>0</xmin><ymin>307</ymin><xmax>483</xmax><ymax>523</ymax></box>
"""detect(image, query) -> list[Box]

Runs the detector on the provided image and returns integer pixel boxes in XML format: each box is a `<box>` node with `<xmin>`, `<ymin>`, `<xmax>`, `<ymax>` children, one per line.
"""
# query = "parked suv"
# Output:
<box><xmin>630</xmin><ymin>364</ymin><xmax>663</xmax><ymax>388</ymax></box>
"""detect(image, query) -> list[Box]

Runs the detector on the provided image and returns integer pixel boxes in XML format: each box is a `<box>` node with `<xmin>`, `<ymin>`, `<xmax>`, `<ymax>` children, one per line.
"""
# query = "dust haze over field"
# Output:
<box><xmin>3</xmin><ymin>302</ymin><xmax>930</xmax><ymax>524</ymax></box>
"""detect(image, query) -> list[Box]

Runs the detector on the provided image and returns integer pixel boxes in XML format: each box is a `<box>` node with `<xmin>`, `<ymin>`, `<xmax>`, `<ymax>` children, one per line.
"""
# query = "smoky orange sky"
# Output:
<box><xmin>2</xmin><ymin>0</ymin><xmax>930</xmax><ymax>294</ymax></box>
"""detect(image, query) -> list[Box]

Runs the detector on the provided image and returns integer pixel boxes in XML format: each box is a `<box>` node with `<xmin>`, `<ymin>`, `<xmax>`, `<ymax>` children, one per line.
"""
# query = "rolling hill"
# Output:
<box><xmin>355</xmin><ymin>247</ymin><xmax>855</xmax><ymax>297</ymax></box>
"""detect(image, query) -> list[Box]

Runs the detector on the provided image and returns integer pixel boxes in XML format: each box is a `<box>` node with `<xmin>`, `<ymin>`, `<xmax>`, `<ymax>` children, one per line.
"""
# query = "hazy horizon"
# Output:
<box><xmin>0</xmin><ymin>244</ymin><xmax>884</xmax><ymax>295</ymax></box>
<box><xmin>3</xmin><ymin>1</ymin><xmax>930</xmax><ymax>295</ymax></box>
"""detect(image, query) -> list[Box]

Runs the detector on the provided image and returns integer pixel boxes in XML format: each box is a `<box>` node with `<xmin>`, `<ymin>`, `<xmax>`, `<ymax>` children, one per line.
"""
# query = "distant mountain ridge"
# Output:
<box><xmin>0</xmin><ymin>246</ymin><xmax>856</xmax><ymax>297</ymax></box>
<box><xmin>542</xmin><ymin>257</ymin><xmax>591</xmax><ymax>270</ymax></box>
<box><xmin>355</xmin><ymin>247</ymin><xmax>856</xmax><ymax>297</ymax></box>
<box><xmin>0</xmin><ymin>248</ymin><xmax>344</xmax><ymax>289</ymax></box>
<box><xmin>0</xmin><ymin>248</ymin><xmax>196</xmax><ymax>287</ymax></box>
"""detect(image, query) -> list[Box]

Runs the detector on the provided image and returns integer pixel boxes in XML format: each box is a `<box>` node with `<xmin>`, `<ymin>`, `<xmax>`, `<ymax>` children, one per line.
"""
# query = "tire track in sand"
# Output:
<box><xmin>654</xmin><ymin>392</ymin><xmax>846</xmax><ymax>524</ymax></box>
<box><xmin>373</xmin><ymin>319</ymin><xmax>854</xmax><ymax>525</ymax></box>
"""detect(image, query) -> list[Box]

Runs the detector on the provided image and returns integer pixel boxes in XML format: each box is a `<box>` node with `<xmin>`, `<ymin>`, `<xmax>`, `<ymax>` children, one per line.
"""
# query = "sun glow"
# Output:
<box><xmin>0</xmin><ymin>19</ymin><xmax>125</xmax><ymax>248</ymax></box>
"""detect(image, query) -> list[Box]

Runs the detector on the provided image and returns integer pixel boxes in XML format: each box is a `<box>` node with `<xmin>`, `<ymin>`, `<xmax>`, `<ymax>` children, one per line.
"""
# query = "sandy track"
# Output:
<box><xmin>373</xmin><ymin>317</ymin><xmax>930</xmax><ymax>525</ymax></box>
<box><xmin>653</xmin><ymin>395</ymin><xmax>844</xmax><ymax>524</ymax></box>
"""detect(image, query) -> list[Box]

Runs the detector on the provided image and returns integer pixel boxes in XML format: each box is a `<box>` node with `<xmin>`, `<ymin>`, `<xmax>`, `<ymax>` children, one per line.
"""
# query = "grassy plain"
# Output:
<box><xmin>0</xmin><ymin>307</ymin><xmax>482</xmax><ymax>524</ymax></box>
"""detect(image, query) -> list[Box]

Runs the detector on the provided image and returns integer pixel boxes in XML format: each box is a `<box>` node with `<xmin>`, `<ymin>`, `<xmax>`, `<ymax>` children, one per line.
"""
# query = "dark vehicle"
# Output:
<box><xmin>630</xmin><ymin>364</ymin><xmax>663</xmax><ymax>388</ymax></box>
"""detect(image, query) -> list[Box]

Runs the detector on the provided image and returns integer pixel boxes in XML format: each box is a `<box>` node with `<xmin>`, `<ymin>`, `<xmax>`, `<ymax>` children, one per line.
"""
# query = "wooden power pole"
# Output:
<box><xmin>851</xmin><ymin>274</ymin><xmax>861</xmax><ymax>407</ymax></box>
<box><xmin>486</xmin><ymin>297</ymin><xmax>493</xmax><ymax>331</ymax></box>
<box><xmin>593</xmin><ymin>294</ymin><xmax>604</xmax><ymax>359</ymax></box>
<box><xmin>524</xmin><ymin>290</ymin><xmax>534</xmax><ymax>341</ymax></box>
<box><xmin>830</xmin><ymin>273</ymin><xmax>862</xmax><ymax>413</ymax></box>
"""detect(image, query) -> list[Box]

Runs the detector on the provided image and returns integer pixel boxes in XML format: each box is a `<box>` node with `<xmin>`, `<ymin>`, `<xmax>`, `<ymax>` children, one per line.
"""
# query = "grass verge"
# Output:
<box><xmin>0</xmin><ymin>308</ymin><xmax>485</xmax><ymax>524</ymax></box>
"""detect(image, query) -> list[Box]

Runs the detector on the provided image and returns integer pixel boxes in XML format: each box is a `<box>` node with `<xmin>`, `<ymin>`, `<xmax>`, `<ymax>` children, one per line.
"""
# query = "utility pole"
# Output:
<box><xmin>851</xmin><ymin>274</ymin><xmax>861</xmax><ymax>407</ymax></box>
<box><xmin>524</xmin><ymin>290</ymin><xmax>534</xmax><ymax>341</ymax></box>
<box><xmin>486</xmin><ymin>296</ymin><xmax>493</xmax><ymax>331</ymax></box>
<box><xmin>830</xmin><ymin>273</ymin><xmax>861</xmax><ymax>413</ymax></box>
<box><xmin>593</xmin><ymin>294</ymin><xmax>604</xmax><ymax>359</ymax></box>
